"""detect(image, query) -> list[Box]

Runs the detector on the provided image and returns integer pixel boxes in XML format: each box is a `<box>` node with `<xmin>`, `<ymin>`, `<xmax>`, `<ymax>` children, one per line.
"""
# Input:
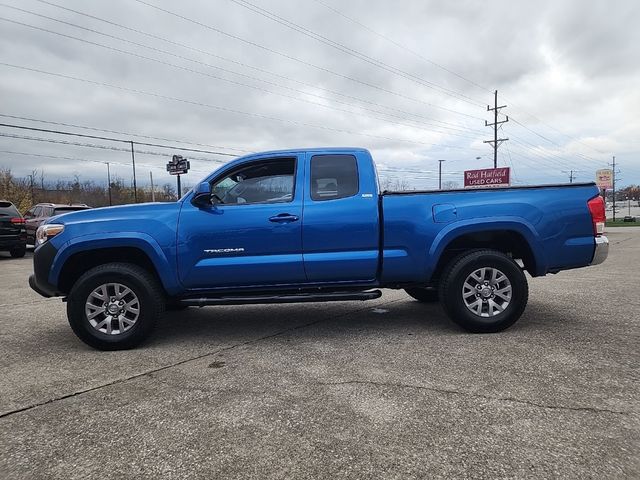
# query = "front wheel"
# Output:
<box><xmin>67</xmin><ymin>263</ymin><xmax>164</xmax><ymax>350</ymax></box>
<box><xmin>439</xmin><ymin>250</ymin><xmax>528</xmax><ymax>333</ymax></box>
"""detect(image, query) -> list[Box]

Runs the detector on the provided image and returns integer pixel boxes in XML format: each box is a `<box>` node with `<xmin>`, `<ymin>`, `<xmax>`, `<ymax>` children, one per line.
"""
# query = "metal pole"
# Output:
<box><xmin>438</xmin><ymin>159</ymin><xmax>445</xmax><ymax>190</ymax></box>
<box><xmin>130</xmin><ymin>141</ymin><xmax>138</xmax><ymax>203</ymax></box>
<box><xmin>150</xmin><ymin>171</ymin><xmax>155</xmax><ymax>202</ymax></box>
<box><xmin>28</xmin><ymin>174</ymin><xmax>34</xmax><ymax>204</ymax></box>
<box><xmin>176</xmin><ymin>174</ymin><xmax>181</xmax><ymax>198</ymax></box>
<box><xmin>493</xmin><ymin>90</ymin><xmax>498</xmax><ymax>168</ymax></box>
<box><xmin>612</xmin><ymin>156</ymin><xmax>616</xmax><ymax>223</ymax></box>
<box><xmin>106</xmin><ymin>162</ymin><xmax>112</xmax><ymax>206</ymax></box>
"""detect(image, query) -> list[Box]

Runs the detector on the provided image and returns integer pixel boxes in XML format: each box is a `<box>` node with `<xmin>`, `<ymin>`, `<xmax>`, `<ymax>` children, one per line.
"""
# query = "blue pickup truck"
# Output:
<box><xmin>29</xmin><ymin>148</ymin><xmax>608</xmax><ymax>350</ymax></box>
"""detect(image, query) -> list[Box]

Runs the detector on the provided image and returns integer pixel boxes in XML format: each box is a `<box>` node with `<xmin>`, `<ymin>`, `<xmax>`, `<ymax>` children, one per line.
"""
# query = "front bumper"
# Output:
<box><xmin>29</xmin><ymin>241</ymin><xmax>60</xmax><ymax>297</ymax></box>
<box><xmin>591</xmin><ymin>235</ymin><xmax>609</xmax><ymax>266</ymax></box>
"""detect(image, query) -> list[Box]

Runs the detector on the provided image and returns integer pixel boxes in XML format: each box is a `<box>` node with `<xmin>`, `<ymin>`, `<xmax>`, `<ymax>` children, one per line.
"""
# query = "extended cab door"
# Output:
<box><xmin>302</xmin><ymin>151</ymin><xmax>380</xmax><ymax>282</ymax></box>
<box><xmin>177</xmin><ymin>155</ymin><xmax>306</xmax><ymax>289</ymax></box>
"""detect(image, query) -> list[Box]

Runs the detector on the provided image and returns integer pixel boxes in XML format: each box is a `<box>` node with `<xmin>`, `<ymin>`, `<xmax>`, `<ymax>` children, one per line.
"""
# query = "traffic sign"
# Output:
<box><xmin>166</xmin><ymin>155</ymin><xmax>190</xmax><ymax>176</ymax></box>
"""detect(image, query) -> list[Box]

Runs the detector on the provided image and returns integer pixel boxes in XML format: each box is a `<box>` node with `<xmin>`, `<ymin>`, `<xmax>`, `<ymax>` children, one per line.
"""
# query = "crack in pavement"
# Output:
<box><xmin>319</xmin><ymin>380</ymin><xmax>634</xmax><ymax>416</ymax></box>
<box><xmin>0</xmin><ymin>298</ymin><xmax>403</xmax><ymax>420</ymax></box>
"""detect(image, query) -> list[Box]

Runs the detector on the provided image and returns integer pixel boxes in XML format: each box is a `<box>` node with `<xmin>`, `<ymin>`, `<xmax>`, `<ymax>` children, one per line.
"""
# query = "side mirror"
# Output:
<box><xmin>191</xmin><ymin>182</ymin><xmax>212</xmax><ymax>208</ymax></box>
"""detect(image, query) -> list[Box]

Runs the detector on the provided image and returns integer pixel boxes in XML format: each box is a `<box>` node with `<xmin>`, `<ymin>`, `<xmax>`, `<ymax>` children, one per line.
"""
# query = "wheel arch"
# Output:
<box><xmin>426</xmin><ymin>219</ymin><xmax>546</xmax><ymax>282</ymax></box>
<box><xmin>52</xmin><ymin>233</ymin><xmax>180</xmax><ymax>295</ymax></box>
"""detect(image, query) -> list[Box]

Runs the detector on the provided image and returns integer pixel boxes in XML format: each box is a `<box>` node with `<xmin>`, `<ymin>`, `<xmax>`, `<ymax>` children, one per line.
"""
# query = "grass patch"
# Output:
<box><xmin>606</xmin><ymin>219</ymin><xmax>640</xmax><ymax>227</ymax></box>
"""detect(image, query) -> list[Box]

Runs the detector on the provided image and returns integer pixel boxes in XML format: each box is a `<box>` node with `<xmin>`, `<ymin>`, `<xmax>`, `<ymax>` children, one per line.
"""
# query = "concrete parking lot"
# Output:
<box><xmin>1</xmin><ymin>229</ymin><xmax>638</xmax><ymax>479</ymax></box>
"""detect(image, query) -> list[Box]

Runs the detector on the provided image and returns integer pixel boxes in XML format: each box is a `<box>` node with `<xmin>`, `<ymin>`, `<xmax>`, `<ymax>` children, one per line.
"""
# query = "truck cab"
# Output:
<box><xmin>178</xmin><ymin>148</ymin><xmax>380</xmax><ymax>290</ymax></box>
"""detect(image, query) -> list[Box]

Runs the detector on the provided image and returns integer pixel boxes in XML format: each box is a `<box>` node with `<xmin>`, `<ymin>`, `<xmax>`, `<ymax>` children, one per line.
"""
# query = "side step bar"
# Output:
<box><xmin>178</xmin><ymin>289</ymin><xmax>382</xmax><ymax>307</ymax></box>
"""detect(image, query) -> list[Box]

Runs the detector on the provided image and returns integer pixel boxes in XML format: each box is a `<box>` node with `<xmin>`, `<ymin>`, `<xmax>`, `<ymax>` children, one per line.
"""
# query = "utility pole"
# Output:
<box><xmin>438</xmin><ymin>159</ymin><xmax>446</xmax><ymax>190</ymax></box>
<box><xmin>609</xmin><ymin>156</ymin><xmax>619</xmax><ymax>222</ymax></box>
<box><xmin>150</xmin><ymin>171</ymin><xmax>156</xmax><ymax>202</ymax></box>
<box><xmin>562</xmin><ymin>170</ymin><xmax>577</xmax><ymax>183</ymax></box>
<box><xmin>130</xmin><ymin>141</ymin><xmax>138</xmax><ymax>203</ymax></box>
<box><xmin>27</xmin><ymin>174</ymin><xmax>34</xmax><ymax>204</ymax></box>
<box><xmin>483</xmin><ymin>90</ymin><xmax>509</xmax><ymax>168</ymax></box>
<box><xmin>105</xmin><ymin>162</ymin><xmax>112</xmax><ymax>206</ymax></box>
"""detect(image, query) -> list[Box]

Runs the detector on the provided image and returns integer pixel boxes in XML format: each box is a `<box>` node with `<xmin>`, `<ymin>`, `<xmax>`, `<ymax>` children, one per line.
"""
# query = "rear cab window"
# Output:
<box><xmin>310</xmin><ymin>154</ymin><xmax>359</xmax><ymax>201</ymax></box>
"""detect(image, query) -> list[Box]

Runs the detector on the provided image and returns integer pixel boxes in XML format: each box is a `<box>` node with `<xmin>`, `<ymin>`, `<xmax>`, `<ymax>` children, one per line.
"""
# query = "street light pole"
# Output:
<box><xmin>106</xmin><ymin>162</ymin><xmax>112</xmax><ymax>206</ymax></box>
<box><xmin>438</xmin><ymin>159</ymin><xmax>446</xmax><ymax>190</ymax></box>
<box><xmin>130</xmin><ymin>141</ymin><xmax>138</xmax><ymax>203</ymax></box>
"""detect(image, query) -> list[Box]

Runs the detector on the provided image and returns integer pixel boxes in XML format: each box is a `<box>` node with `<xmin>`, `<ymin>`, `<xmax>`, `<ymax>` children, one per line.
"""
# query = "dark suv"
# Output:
<box><xmin>0</xmin><ymin>200</ymin><xmax>27</xmax><ymax>258</ymax></box>
<box><xmin>24</xmin><ymin>203</ymin><xmax>91</xmax><ymax>244</ymax></box>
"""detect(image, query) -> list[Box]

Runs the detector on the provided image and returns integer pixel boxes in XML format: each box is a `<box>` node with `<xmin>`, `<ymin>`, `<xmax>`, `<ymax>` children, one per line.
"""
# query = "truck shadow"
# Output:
<box><xmin>148</xmin><ymin>298</ymin><xmax>562</xmax><ymax>347</ymax></box>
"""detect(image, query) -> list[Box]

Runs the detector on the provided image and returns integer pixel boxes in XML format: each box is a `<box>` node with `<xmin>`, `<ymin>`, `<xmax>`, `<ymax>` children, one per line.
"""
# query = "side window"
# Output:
<box><xmin>211</xmin><ymin>158</ymin><xmax>295</xmax><ymax>205</ymax></box>
<box><xmin>310</xmin><ymin>154</ymin><xmax>359</xmax><ymax>201</ymax></box>
<box><xmin>33</xmin><ymin>206</ymin><xmax>43</xmax><ymax>217</ymax></box>
<box><xmin>24</xmin><ymin>207</ymin><xmax>35</xmax><ymax>218</ymax></box>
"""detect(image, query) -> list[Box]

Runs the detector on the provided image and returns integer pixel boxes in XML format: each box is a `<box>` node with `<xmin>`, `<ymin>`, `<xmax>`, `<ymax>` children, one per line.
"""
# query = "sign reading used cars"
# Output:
<box><xmin>464</xmin><ymin>167</ymin><xmax>510</xmax><ymax>188</ymax></box>
<box><xmin>596</xmin><ymin>169</ymin><xmax>613</xmax><ymax>189</ymax></box>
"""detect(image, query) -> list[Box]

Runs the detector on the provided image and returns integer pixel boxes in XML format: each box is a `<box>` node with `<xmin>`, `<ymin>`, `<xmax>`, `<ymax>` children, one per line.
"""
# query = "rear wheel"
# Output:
<box><xmin>405</xmin><ymin>287</ymin><xmax>439</xmax><ymax>303</ymax></box>
<box><xmin>439</xmin><ymin>250</ymin><xmax>528</xmax><ymax>333</ymax></box>
<box><xmin>67</xmin><ymin>263</ymin><xmax>164</xmax><ymax>350</ymax></box>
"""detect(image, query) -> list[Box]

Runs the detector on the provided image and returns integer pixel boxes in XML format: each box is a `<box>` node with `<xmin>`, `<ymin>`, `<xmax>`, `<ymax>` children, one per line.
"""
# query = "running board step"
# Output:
<box><xmin>179</xmin><ymin>290</ymin><xmax>382</xmax><ymax>307</ymax></box>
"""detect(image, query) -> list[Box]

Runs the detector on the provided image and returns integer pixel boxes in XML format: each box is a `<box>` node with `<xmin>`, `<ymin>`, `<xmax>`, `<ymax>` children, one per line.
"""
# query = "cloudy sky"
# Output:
<box><xmin>0</xmin><ymin>0</ymin><xmax>638</xmax><ymax>190</ymax></box>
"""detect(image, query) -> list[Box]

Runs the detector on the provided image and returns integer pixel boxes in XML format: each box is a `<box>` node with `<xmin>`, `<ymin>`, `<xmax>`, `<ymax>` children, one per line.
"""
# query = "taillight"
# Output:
<box><xmin>10</xmin><ymin>217</ymin><xmax>25</xmax><ymax>225</ymax></box>
<box><xmin>587</xmin><ymin>196</ymin><xmax>605</xmax><ymax>236</ymax></box>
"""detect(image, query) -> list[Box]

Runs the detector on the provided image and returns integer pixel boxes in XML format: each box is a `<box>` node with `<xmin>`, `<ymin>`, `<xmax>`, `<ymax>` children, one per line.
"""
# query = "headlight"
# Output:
<box><xmin>36</xmin><ymin>224</ymin><xmax>65</xmax><ymax>246</ymax></box>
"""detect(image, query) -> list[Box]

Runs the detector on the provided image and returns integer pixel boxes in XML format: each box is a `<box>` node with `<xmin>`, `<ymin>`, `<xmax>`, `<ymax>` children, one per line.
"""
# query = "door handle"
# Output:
<box><xmin>269</xmin><ymin>213</ymin><xmax>299</xmax><ymax>223</ymax></box>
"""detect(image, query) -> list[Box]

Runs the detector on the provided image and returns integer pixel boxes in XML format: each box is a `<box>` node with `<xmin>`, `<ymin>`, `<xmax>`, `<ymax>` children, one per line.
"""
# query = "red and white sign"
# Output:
<box><xmin>595</xmin><ymin>169</ymin><xmax>613</xmax><ymax>189</ymax></box>
<box><xmin>464</xmin><ymin>167</ymin><xmax>510</xmax><ymax>188</ymax></box>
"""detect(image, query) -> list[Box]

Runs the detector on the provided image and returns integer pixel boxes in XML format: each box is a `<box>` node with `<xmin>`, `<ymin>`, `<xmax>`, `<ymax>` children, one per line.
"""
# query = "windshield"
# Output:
<box><xmin>53</xmin><ymin>207</ymin><xmax>89</xmax><ymax>216</ymax></box>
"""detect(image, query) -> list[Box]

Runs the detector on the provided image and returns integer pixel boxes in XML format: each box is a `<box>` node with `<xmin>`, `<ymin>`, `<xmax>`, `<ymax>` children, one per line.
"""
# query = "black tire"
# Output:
<box><xmin>405</xmin><ymin>287</ymin><xmax>439</xmax><ymax>303</ymax></box>
<box><xmin>439</xmin><ymin>249</ymin><xmax>528</xmax><ymax>333</ymax></box>
<box><xmin>67</xmin><ymin>263</ymin><xmax>165</xmax><ymax>350</ymax></box>
<box><xmin>10</xmin><ymin>247</ymin><xmax>26</xmax><ymax>258</ymax></box>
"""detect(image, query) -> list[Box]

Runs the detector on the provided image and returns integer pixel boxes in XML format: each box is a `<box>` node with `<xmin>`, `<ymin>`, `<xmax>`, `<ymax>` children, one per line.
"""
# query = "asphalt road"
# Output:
<box><xmin>0</xmin><ymin>230</ymin><xmax>638</xmax><ymax>479</ymax></box>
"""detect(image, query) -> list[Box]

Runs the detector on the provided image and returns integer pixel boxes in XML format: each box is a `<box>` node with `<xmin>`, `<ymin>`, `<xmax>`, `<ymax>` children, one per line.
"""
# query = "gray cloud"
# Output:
<box><xmin>0</xmin><ymin>0</ymin><xmax>638</xmax><ymax>190</ymax></box>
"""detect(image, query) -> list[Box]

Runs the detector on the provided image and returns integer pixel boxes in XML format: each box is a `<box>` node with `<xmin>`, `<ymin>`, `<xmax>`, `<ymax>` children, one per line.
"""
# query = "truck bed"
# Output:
<box><xmin>379</xmin><ymin>182</ymin><xmax>601</xmax><ymax>284</ymax></box>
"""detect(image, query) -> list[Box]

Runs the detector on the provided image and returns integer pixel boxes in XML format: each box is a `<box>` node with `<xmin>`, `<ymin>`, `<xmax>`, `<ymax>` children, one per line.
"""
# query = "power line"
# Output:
<box><xmin>0</xmin><ymin>114</ymin><xmax>249</xmax><ymax>154</ymax></box>
<box><xmin>0</xmin><ymin>122</ymin><xmax>237</xmax><ymax>157</ymax></box>
<box><xmin>30</xmin><ymin>0</ymin><xmax>482</xmax><ymax>132</ymax></box>
<box><xmin>310</xmin><ymin>0</ymin><xmax>609</xmax><ymax>163</ymax></box>
<box><xmin>508</xmin><ymin>135</ymin><xmax>604</xmax><ymax>172</ymax></box>
<box><xmin>0</xmin><ymin>132</ymin><xmax>228</xmax><ymax>164</ymax></box>
<box><xmin>0</xmin><ymin>149</ymin><xmax>212</xmax><ymax>173</ymax></box>
<box><xmin>0</xmin><ymin>62</ymin><xmax>483</xmax><ymax>150</ymax></box>
<box><xmin>132</xmin><ymin>0</ymin><xmax>485</xmax><ymax>121</ymax></box>
<box><xmin>311</xmin><ymin>0</ymin><xmax>493</xmax><ymax>95</ymax></box>
<box><xmin>0</xmin><ymin>11</ymin><xmax>482</xmax><ymax>138</ymax></box>
<box><xmin>509</xmin><ymin>116</ymin><xmax>602</xmax><ymax>165</ymax></box>
<box><xmin>28</xmin><ymin>0</ymin><xmax>613</xmax><ymax>168</ymax></box>
<box><xmin>500</xmin><ymin>97</ymin><xmax>607</xmax><ymax>157</ymax></box>
<box><xmin>227</xmin><ymin>0</ymin><xmax>485</xmax><ymax>108</ymax></box>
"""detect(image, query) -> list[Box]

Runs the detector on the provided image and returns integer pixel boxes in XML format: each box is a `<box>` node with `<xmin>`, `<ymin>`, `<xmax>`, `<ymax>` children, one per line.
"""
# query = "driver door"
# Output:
<box><xmin>177</xmin><ymin>155</ymin><xmax>306</xmax><ymax>290</ymax></box>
